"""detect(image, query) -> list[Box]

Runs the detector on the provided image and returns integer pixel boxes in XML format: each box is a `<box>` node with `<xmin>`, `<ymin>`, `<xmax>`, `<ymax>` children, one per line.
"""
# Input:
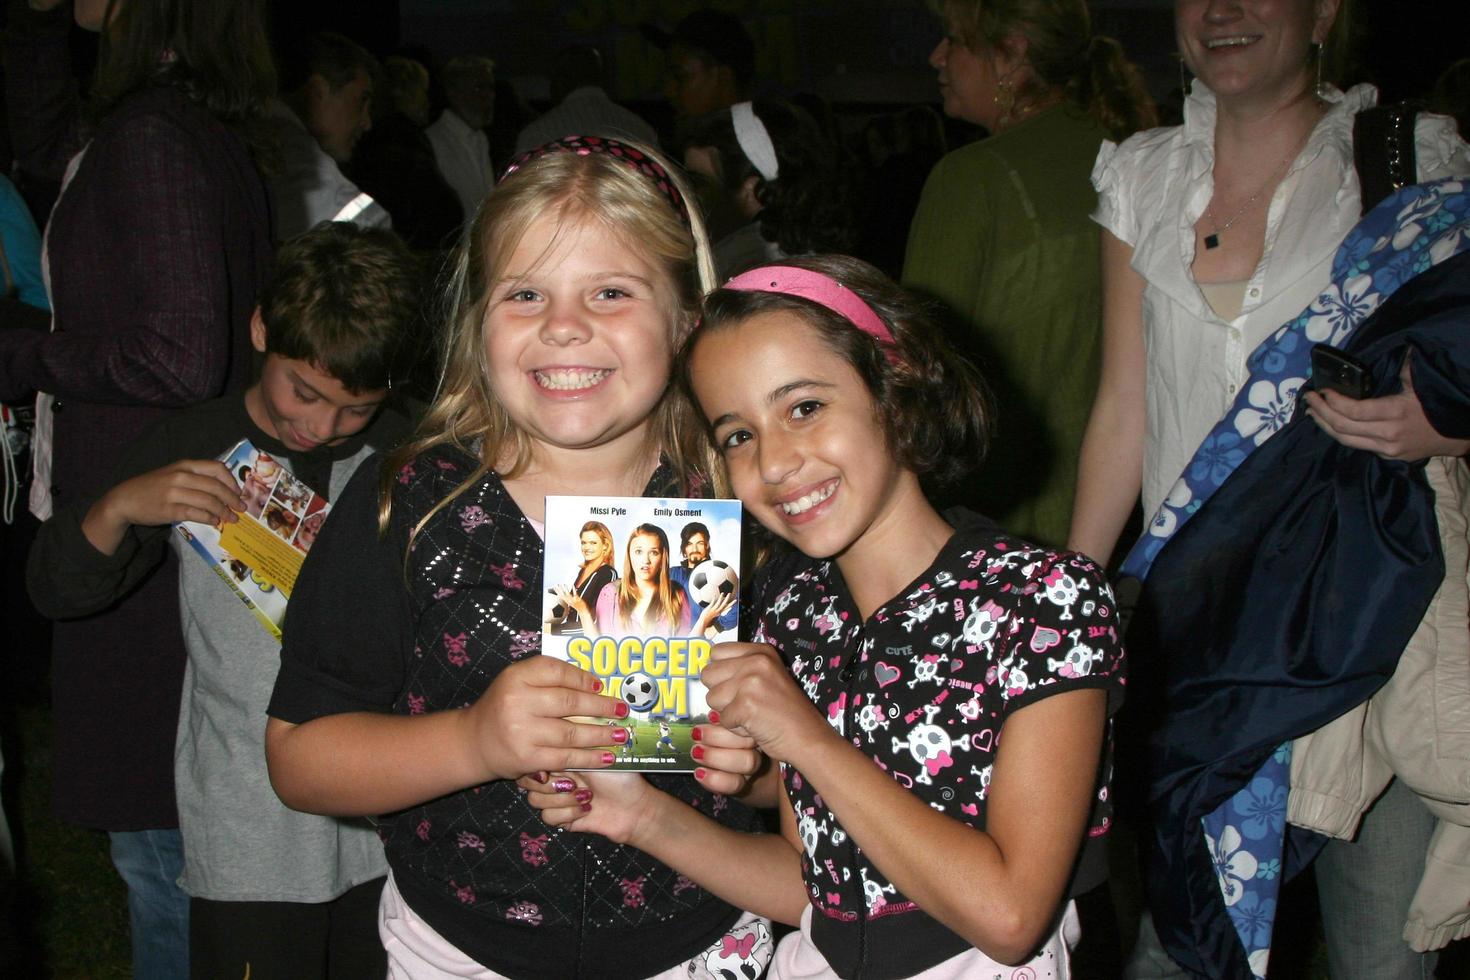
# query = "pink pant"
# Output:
<box><xmin>769</xmin><ymin>901</ymin><xmax>1080</xmax><ymax>980</ymax></box>
<box><xmin>379</xmin><ymin>873</ymin><xmax>774</xmax><ymax>979</ymax></box>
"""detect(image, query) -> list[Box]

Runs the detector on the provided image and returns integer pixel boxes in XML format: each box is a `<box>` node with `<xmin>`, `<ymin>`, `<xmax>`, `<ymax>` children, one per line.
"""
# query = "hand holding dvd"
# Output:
<box><xmin>688</xmin><ymin>722</ymin><xmax>762</xmax><ymax>796</ymax></box>
<box><xmin>702</xmin><ymin>642</ymin><xmax>840</xmax><ymax>767</ymax></box>
<box><xmin>517</xmin><ymin>769</ymin><xmax>655</xmax><ymax>843</ymax></box>
<box><xmin>466</xmin><ymin>657</ymin><xmax>629</xmax><ymax>780</ymax></box>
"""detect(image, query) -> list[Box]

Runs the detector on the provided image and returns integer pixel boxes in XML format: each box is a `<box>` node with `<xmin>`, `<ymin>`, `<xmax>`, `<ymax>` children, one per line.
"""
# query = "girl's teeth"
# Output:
<box><xmin>780</xmin><ymin>482</ymin><xmax>837</xmax><ymax>516</ymax></box>
<box><xmin>1205</xmin><ymin>36</ymin><xmax>1256</xmax><ymax>48</ymax></box>
<box><xmin>536</xmin><ymin>368</ymin><xmax>610</xmax><ymax>391</ymax></box>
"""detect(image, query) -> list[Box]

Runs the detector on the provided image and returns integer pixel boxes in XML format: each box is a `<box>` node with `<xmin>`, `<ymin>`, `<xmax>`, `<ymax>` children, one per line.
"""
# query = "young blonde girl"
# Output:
<box><xmin>264</xmin><ymin>138</ymin><xmax>771</xmax><ymax>980</ymax></box>
<box><xmin>526</xmin><ymin>255</ymin><xmax>1126</xmax><ymax>979</ymax></box>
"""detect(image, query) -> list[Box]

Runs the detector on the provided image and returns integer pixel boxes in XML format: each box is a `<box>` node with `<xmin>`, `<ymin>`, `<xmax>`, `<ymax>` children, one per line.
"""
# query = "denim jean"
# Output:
<box><xmin>1315</xmin><ymin>778</ymin><xmax>1439</xmax><ymax>980</ymax></box>
<box><xmin>109</xmin><ymin>828</ymin><xmax>189</xmax><ymax>980</ymax></box>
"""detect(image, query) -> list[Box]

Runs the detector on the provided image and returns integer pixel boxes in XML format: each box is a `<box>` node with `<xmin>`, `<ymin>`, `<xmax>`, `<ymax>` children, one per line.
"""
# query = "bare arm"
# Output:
<box><xmin>266</xmin><ymin>656</ymin><xmax>631</xmax><ymax>817</ymax></box>
<box><xmin>787</xmin><ymin>690</ymin><xmax>1105</xmax><ymax>964</ymax></box>
<box><xmin>1068</xmin><ymin>230</ymin><xmax>1148</xmax><ymax>563</ymax></box>
<box><xmin>708</xmin><ymin>643</ymin><xmax>1105</xmax><ymax>963</ymax></box>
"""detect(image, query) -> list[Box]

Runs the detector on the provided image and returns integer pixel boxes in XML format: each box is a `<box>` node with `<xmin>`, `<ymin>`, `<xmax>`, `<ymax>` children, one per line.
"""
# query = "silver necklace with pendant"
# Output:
<box><xmin>1203</xmin><ymin>153</ymin><xmax>1296</xmax><ymax>250</ymax></box>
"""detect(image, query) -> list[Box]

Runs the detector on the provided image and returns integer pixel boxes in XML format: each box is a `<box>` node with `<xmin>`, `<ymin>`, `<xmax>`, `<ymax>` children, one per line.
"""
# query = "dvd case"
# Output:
<box><xmin>541</xmin><ymin>495</ymin><xmax>742</xmax><ymax>771</ymax></box>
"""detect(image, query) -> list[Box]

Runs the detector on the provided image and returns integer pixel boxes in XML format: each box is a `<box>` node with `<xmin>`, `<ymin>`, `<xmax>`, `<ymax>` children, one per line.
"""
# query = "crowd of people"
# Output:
<box><xmin>1</xmin><ymin>0</ymin><xmax>1468</xmax><ymax>978</ymax></box>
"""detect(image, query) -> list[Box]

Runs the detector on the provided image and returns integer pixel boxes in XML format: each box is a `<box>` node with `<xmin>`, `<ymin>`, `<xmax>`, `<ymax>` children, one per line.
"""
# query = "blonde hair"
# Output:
<box><xmin>578</xmin><ymin>520</ymin><xmax>616</xmax><ymax>578</ymax></box>
<box><xmin>939</xmin><ymin>0</ymin><xmax>1156</xmax><ymax>141</ymax></box>
<box><xmin>617</xmin><ymin>524</ymin><xmax>685</xmax><ymax>632</ymax></box>
<box><xmin>379</xmin><ymin>142</ymin><xmax>717</xmax><ymax>538</ymax></box>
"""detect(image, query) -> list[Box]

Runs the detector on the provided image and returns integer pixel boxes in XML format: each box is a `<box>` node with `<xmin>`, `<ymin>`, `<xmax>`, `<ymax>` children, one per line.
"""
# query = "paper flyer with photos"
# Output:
<box><xmin>541</xmin><ymin>495</ymin><xmax>742</xmax><ymax>772</ymax></box>
<box><xmin>174</xmin><ymin>439</ymin><xmax>329</xmax><ymax>639</ymax></box>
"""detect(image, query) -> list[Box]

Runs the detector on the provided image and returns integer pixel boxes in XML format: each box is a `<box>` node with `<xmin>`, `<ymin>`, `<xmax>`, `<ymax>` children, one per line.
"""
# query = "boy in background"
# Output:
<box><xmin>27</xmin><ymin>222</ymin><xmax>420</xmax><ymax>978</ymax></box>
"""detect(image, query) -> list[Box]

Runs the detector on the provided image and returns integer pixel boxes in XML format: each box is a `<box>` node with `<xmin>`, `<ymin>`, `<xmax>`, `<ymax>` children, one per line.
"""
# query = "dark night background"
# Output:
<box><xmin>273</xmin><ymin>1</ymin><xmax>1470</xmax><ymax>115</ymax></box>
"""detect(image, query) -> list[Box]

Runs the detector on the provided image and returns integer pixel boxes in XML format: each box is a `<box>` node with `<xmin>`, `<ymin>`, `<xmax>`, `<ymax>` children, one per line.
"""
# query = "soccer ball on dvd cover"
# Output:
<box><xmin>620</xmin><ymin>671</ymin><xmax>659</xmax><ymax>712</ymax></box>
<box><xmin>688</xmin><ymin>559</ymin><xmax>739</xmax><ymax>608</ymax></box>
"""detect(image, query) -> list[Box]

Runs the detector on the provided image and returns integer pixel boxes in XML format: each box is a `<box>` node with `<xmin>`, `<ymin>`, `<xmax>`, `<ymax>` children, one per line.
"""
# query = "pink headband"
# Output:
<box><xmin>723</xmin><ymin>265</ymin><xmax>897</xmax><ymax>353</ymax></box>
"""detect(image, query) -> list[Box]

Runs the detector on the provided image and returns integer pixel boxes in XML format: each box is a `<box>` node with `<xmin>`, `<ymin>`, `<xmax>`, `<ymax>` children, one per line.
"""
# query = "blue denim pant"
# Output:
<box><xmin>109</xmin><ymin>828</ymin><xmax>189</xmax><ymax>980</ymax></box>
<box><xmin>1315</xmin><ymin>778</ymin><xmax>1439</xmax><ymax>980</ymax></box>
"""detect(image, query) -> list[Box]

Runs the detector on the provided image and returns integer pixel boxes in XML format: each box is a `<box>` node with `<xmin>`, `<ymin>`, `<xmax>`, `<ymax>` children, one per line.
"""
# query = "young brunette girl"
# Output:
<box><xmin>263</xmin><ymin>138</ymin><xmax>771</xmax><ymax>980</ymax></box>
<box><xmin>525</xmin><ymin>256</ymin><xmax>1126</xmax><ymax>978</ymax></box>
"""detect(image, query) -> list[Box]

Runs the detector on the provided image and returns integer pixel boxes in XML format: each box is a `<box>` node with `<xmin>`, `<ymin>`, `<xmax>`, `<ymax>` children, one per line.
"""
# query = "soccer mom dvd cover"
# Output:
<box><xmin>540</xmin><ymin>495</ymin><xmax>742</xmax><ymax>772</ymax></box>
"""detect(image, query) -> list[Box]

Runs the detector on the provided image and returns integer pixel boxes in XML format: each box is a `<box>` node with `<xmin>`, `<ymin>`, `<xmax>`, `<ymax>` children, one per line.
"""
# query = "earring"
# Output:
<box><xmin>994</xmin><ymin>79</ymin><xmax>1017</xmax><ymax>124</ymax></box>
<box><xmin>1177</xmin><ymin>54</ymin><xmax>1192</xmax><ymax>98</ymax></box>
<box><xmin>1312</xmin><ymin>42</ymin><xmax>1325</xmax><ymax>98</ymax></box>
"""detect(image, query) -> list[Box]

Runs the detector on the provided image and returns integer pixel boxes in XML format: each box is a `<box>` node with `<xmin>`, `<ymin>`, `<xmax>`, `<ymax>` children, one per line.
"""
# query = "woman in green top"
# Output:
<box><xmin>904</xmin><ymin>0</ymin><xmax>1153</xmax><ymax>549</ymax></box>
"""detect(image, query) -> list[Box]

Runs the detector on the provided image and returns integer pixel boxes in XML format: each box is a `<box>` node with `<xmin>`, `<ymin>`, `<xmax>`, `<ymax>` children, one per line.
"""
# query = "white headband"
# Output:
<box><xmin>730</xmin><ymin>102</ymin><xmax>779</xmax><ymax>182</ymax></box>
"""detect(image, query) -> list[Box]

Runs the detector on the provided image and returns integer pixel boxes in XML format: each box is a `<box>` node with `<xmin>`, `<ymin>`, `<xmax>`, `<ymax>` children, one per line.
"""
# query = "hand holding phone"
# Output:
<box><xmin>1311</xmin><ymin>344</ymin><xmax>1371</xmax><ymax>400</ymax></box>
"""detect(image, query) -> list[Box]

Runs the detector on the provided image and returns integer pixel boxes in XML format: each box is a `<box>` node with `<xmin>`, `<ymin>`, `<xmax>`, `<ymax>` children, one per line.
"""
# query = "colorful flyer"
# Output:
<box><xmin>175</xmin><ymin>439</ymin><xmax>329</xmax><ymax>639</ymax></box>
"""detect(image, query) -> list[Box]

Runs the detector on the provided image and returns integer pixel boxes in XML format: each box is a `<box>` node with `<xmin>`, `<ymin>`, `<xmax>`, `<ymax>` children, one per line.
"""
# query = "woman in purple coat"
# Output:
<box><xmin>2</xmin><ymin>2</ymin><xmax>275</xmax><ymax>976</ymax></box>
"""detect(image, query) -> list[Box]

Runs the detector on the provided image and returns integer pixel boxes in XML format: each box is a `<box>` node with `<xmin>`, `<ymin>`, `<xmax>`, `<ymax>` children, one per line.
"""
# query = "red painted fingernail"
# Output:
<box><xmin>611</xmin><ymin>727</ymin><xmax>628</xmax><ymax>743</ymax></box>
<box><xmin>574</xmin><ymin>789</ymin><xmax>592</xmax><ymax>804</ymax></box>
<box><xmin>691</xmin><ymin>745</ymin><xmax>705</xmax><ymax>761</ymax></box>
<box><xmin>601</xmin><ymin>752</ymin><xmax>615</xmax><ymax>765</ymax></box>
<box><xmin>580</xmin><ymin>802</ymin><xmax>592</xmax><ymax>812</ymax></box>
<box><xmin>591</xmin><ymin>679</ymin><xmax>603</xmax><ymax>693</ymax></box>
<box><xmin>691</xmin><ymin>727</ymin><xmax>703</xmax><ymax>742</ymax></box>
<box><xmin>614</xmin><ymin>701</ymin><xmax>630</xmax><ymax>718</ymax></box>
<box><xmin>708</xmin><ymin>710</ymin><xmax>721</xmax><ymax>724</ymax></box>
<box><xmin>535</xmin><ymin>771</ymin><xmax>548</xmax><ymax>783</ymax></box>
<box><xmin>694</xmin><ymin>768</ymin><xmax>708</xmax><ymax>780</ymax></box>
<box><xmin>551</xmin><ymin>777</ymin><xmax>576</xmax><ymax>793</ymax></box>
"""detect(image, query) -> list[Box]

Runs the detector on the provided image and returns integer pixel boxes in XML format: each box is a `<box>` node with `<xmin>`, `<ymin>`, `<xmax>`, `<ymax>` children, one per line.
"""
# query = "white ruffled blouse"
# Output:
<box><xmin>1091</xmin><ymin>82</ymin><xmax>1470</xmax><ymax>516</ymax></box>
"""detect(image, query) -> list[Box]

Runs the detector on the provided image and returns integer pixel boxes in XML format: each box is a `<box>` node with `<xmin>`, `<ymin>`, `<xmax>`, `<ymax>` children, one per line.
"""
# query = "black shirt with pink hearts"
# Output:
<box><xmin>749</xmin><ymin>509</ymin><xmax>1126</xmax><ymax>979</ymax></box>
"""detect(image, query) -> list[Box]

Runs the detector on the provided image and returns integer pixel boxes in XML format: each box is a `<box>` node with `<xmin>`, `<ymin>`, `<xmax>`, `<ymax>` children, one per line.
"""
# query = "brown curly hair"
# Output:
<box><xmin>680</xmin><ymin>254</ymin><xmax>991</xmax><ymax>494</ymax></box>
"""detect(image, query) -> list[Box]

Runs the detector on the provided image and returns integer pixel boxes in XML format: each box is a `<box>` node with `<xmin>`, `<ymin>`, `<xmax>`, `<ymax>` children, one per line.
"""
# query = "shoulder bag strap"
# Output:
<box><xmin>1354</xmin><ymin>100</ymin><xmax>1424</xmax><ymax>215</ymax></box>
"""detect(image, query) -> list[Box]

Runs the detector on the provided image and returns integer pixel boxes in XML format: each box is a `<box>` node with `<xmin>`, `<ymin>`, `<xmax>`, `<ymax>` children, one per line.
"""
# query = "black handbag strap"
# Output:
<box><xmin>1354</xmin><ymin>100</ymin><xmax>1423</xmax><ymax>215</ymax></box>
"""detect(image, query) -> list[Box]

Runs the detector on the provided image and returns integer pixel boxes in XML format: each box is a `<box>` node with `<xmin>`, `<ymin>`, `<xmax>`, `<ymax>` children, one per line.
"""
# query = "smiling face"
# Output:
<box><xmin>580</xmin><ymin>530</ymin><xmax>608</xmax><ymax>565</ymax></box>
<box><xmin>245</xmin><ymin>313</ymin><xmax>386</xmax><ymax>453</ymax></box>
<box><xmin>482</xmin><ymin>212</ymin><xmax>679</xmax><ymax>462</ymax></box>
<box><xmin>690</xmin><ymin>310</ymin><xmax>915</xmax><ymax>563</ymax></box>
<box><xmin>1175</xmin><ymin>0</ymin><xmax>1338</xmax><ymax>106</ymax></box>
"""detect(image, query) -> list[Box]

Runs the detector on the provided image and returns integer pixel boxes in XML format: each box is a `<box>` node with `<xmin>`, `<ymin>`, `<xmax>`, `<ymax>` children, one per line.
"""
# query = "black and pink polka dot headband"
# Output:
<box><xmin>498</xmin><ymin>135</ymin><xmax>691</xmax><ymax>227</ymax></box>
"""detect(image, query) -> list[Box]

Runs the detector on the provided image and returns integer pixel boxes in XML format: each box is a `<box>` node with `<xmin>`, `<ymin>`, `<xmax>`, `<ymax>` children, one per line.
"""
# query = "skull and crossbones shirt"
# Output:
<box><xmin>749</xmin><ymin>509</ymin><xmax>1126</xmax><ymax>978</ymax></box>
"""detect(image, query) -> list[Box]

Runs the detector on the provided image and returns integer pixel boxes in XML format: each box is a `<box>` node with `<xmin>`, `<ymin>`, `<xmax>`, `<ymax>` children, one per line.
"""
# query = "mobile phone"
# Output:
<box><xmin>1311</xmin><ymin>344</ymin><xmax>1371</xmax><ymax>400</ymax></box>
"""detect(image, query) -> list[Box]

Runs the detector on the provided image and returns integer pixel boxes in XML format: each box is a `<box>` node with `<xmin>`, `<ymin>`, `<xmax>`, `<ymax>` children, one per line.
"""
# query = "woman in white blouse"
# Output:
<box><xmin>1068</xmin><ymin>0</ymin><xmax>1470</xmax><ymax>976</ymax></box>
